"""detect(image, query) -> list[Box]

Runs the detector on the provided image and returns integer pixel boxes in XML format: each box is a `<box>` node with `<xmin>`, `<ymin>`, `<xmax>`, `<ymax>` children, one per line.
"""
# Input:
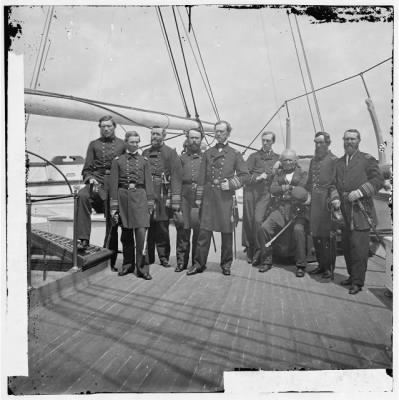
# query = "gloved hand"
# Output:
<box><xmin>331</xmin><ymin>199</ymin><xmax>341</xmax><ymax>209</ymax></box>
<box><xmin>171</xmin><ymin>203</ymin><xmax>180</xmax><ymax>212</ymax></box>
<box><xmin>195</xmin><ymin>200</ymin><xmax>202</xmax><ymax>208</ymax></box>
<box><xmin>89</xmin><ymin>178</ymin><xmax>99</xmax><ymax>185</ymax></box>
<box><xmin>347</xmin><ymin>189</ymin><xmax>363</xmax><ymax>202</ymax></box>
<box><xmin>111</xmin><ymin>211</ymin><xmax>119</xmax><ymax>225</ymax></box>
<box><xmin>220</xmin><ymin>179</ymin><xmax>230</xmax><ymax>191</ymax></box>
<box><xmin>281</xmin><ymin>184</ymin><xmax>292</xmax><ymax>192</ymax></box>
<box><xmin>304</xmin><ymin>193</ymin><xmax>311</xmax><ymax>205</ymax></box>
<box><xmin>148</xmin><ymin>205</ymin><xmax>154</xmax><ymax>215</ymax></box>
<box><xmin>256</xmin><ymin>172</ymin><xmax>268</xmax><ymax>181</ymax></box>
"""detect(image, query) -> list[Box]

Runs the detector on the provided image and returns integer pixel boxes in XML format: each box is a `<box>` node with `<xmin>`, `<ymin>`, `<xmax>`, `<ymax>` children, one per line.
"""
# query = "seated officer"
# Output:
<box><xmin>257</xmin><ymin>149</ymin><xmax>310</xmax><ymax>277</ymax></box>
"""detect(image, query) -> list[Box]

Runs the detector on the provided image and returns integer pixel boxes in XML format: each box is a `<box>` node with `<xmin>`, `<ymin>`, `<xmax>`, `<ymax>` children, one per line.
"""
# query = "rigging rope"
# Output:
<box><xmin>156</xmin><ymin>7</ymin><xmax>191</xmax><ymax>118</ymax></box>
<box><xmin>177</xmin><ymin>7</ymin><xmax>220</xmax><ymax>120</ymax></box>
<box><xmin>294</xmin><ymin>13</ymin><xmax>324</xmax><ymax>131</ymax></box>
<box><xmin>183</xmin><ymin>6</ymin><xmax>220</xmax><ymax>120</ymax></box>
<box><xmin>172</xmin><ymin>6</ymin><xmax>199</xmax><ymax>119</ymax></box>
<box><xmin>287</xmin><ymin>11</ymin><xmax>317</xmax><ymax>134</ymax></box>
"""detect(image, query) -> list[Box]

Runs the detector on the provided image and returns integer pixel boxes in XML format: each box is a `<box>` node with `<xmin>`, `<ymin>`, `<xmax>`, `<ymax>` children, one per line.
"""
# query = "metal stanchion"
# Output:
<box><xmin>70</xmin><ymin>188</ymin><xmax>80</xmax><ymax>272</ymax></box>
<box><xmin>26</xmin><ymin>193</ymin><xmax>32</xmax><ymax>290</ymax></box>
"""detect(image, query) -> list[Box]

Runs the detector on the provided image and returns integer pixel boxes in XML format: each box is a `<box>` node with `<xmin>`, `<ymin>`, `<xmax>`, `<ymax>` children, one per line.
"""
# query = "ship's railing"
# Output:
<box><xmin>26</xmin><ymin>150</ymin><xmax>80</xmax><ymax>289</ymax></box>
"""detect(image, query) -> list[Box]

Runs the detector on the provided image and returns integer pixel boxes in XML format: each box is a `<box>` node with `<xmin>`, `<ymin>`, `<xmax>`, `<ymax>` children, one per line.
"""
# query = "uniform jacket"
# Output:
<box><xmin>109</xmin><ymin>152</ymin><xmax>154</xmax><ymax>228</ymax></box>
<box><xmin>179</xmin><ymin>150</ymin><xmax>203</xmax><ymax>229</ymax></box>
<box><xmin>142</xmin><ymin>143</ymin><xmax>182</xmax><ymax>221</ymax></box>
<box><xmin>306</xmin><ymin>151</ymin><xmax>339</xmax><ymax>237</ymax></box>
<box><xmin>336</xmin><ymin>151</ymin><xmax>383</xmax><ymax>230</ymax></box>
<box><xmin>270</xmin><ymin>165</ymin><xmax>309</xmax><ymax>222</ymax></box>
<box><xmin>196</xmin><ymin>143</ymin><xmax>249</xmax><ymax>232</ymax></box>
<box><xmin>81</xmin><ymin>136</ymin><xmax>125</xmax><ymax>185</ymax></box>
<box><xmin>246</xmin><ymin>149</ymin><xmax>279</xmax><ymax>187</ymax></box>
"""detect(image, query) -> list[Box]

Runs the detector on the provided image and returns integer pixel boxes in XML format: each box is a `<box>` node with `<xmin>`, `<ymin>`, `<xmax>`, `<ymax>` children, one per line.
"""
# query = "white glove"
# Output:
<box><xmin>347</xmin><ymin>189</ymin><xmax>363</xmax><ymax>202</ymax></box>
<box><xmin>220</xmin><ymin>179</ymin><xmax>230</xmax><ymax>191</ymax></box>
<box><xmin>255</xmin><ymin>172</ymin><xmax>268</xmax><ymax>181</ymax></box>
<box><xmin>89</xmin><ymin>178</ymin><xmax>99</xmax><ymax>185</ymax></box>
<box><xmin>331</xmin><ymin>199</ymin><xmax>341</xmax><ymax>209</ymax></box>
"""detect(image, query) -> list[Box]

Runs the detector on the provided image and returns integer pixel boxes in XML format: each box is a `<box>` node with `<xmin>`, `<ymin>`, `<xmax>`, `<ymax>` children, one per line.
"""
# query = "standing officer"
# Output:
<box><xmin>142</xmin><ymin>126</ymin><xmax>182</xmax><ymax>267</ymax></box>
<box><xmin>110</xmin><ymin>131</ymin><xmax>154</xmax><ymax>280</ymax></box>
<box><xmin>242</xmin><ymin>131</ymin><xmax>279</xmax><ymax>265</ymax></box>
<box><xmin>76</xmin><ymin>115</ymin><xmax>125</xmax><ymax>270</ymax></box>
<box><xmin>175</xmin><ymin>129</ymin><xmax>203</xmax><ymax>272</ymax></box>
<box><xmin>187</xmin><ymin>120</ymin><xmax>249</xmax><ymax>276</ymax></box>
<box><xmin>257</xmin><ymin>149</ymin><xmax>309</xmax><ymax>277</ymax></box>
<box><xmin>306</xmin><ymin>132</ymin><xmax>340</xmax><ymax>280</ymax></box>
<box><xmin>336</xmin><ymin>129</ymin><xmax>383</xmax><ymax>294</ymax></box>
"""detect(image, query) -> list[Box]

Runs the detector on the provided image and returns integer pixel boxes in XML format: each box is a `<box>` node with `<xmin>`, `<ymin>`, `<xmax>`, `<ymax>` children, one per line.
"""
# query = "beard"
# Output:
<box><xmin>344</xmin><ymin>143</ymin><xmax>358</xmax><ymax>155</ymax></box>
<box><xmin>189</xmin><ymin>142</ymin><xmax>201</xmax><ymax>153</ymax></box>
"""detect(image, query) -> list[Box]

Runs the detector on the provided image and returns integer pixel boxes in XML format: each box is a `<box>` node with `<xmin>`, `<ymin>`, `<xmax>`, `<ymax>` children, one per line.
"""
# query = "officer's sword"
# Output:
<box><xmin>265</xmin><ymin>215</ymin><xmax>297</xmax><ymax>248</ymax></box>
<box><xmin>355</xmin><ymin>199</ymin><xmax>385</xmax><ymax>247</ymax></box>
<box><xmin>142</xmin><ymin>228</ymin><xmax>149</xmax><ymax>256</ymax></box>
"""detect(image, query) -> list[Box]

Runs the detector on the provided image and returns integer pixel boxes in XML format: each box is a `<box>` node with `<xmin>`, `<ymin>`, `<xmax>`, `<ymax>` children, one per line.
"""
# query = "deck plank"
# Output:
<box><xmin>8</xmin><ymin>223</ymin><xmax>392</xmax><ymax>395</ymax></box>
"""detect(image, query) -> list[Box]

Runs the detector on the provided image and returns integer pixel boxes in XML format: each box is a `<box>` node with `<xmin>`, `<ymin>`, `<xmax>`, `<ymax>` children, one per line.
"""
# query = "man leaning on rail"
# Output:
<box><xmin>76</xmin><ymin>115</ymin><xmax>125</xmax><ymax>270</ymax></box>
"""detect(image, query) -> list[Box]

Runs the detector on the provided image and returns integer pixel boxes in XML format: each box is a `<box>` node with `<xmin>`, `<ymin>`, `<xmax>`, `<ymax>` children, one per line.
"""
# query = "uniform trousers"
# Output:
<box><xmin>77</xmin><ymin>182</ymin><xmax>118</xmax><ymax>266</ymax></box>
<box><xmin>312</xmin><ymin>235</ymin><xmax>336</xmax><ymax>273</ymax></box>
<box><xmin>258</xmin><ymin>209</ymin><xmax>307</xmax><ymax>267</ymax></box>
<box><xmin>341</xmin><ymin>227</ymin><xmax>370</xmax><ymax>287</ymax></box>
<box><xmin>120</xmin><ymin>227</ymin><xmax>150</xmax><ymax>275</ymax></box>
<box><xmin>148</xmin><ymin>220</ymin><xmax>170</xmax><ymax>264</ymax></box>
<box><xmin>193</xmin><ymin>229</ymin><xmax>233</xmax><ymax>270</ymax></box>
<box><xmin>176</xmin><ymin>227</ymin><xmax>200</xmax><ymax>268</ymax></box>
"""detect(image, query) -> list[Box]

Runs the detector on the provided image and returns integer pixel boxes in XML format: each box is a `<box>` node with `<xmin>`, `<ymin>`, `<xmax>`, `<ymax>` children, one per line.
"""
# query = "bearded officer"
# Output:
<box><xmin>242</xmin><ymin>131</ymin><xmax>279</xmax><ymax>265</ymax></box>
<box><xmin>142</xmin><ymin>126</ymin><xmax>182</xmax><ymax>268</ymax></box>
<box><xmin>336</xmin><ymin>129</ymin><xmax>383</xmax><ymax>294</ymax></box>
<box><xmin>76</xmin><ymin>115</ymin><xmax>125</xmax><ymax>270</ymax></box>
<box><xmin>110</xmin><ymin>131</ymin><xmax>154</xmax><ymax>280</ymax></box>
<box><xmin>257</xmin><ymin>149</ymin><xmax>310</xmax><ymax>277</ymax></box>
<box><xmin>306</xmin><ymin>132</ymin><xmax>340</xmax><ymax>280</ymax></box>
<box><xmin>187</xmin><ymin>120</ymin><xmax>249</xmax><ymax>276</ymax></box>
<box><xmin>175</xmin><ymin>128</ymin><xmax>203</xmax><ymax>272</ymax></box>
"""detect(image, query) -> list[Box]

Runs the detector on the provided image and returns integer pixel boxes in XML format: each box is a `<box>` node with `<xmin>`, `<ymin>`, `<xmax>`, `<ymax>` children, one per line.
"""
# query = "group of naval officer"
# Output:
<box><xmin>76</xmin><ymin>115</ymin><xmax>383</xmax><ymax>295</ymax></box>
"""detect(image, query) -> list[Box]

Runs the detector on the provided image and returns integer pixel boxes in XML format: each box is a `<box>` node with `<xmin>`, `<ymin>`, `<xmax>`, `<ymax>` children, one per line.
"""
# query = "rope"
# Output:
<box><xmin>287</xmin><ymin>11</ymin><xmax>317</xmax><ymax>133</ymax></box>
<box><xmin>294</xmin><ymin>13</ymin><xmax>324</xmax><ymax>131</ymax></box>
<box><xmin>156</xmin><ymin>6</ymin><xmax>191</xmax><ymax>118</ymax></box>
<box><xmin>172</xmin><ymin>6</ymin><xmax>199</xmax><ymax>119</ymax></box>
<box><xmin>177</xmin><ymin>7</ymin><xmax>220</xmax><ymax>120</ymax></box>
<box><xmin>242</xmin><ymin>103</ymin><xmax>285</xmax><ymax>155</ymax></box>
<box><xmin>183</xmin><ymin>7</ymin><xmax>221</xmax><ymax>120</ymax></box>
<box><xmin>285</xmin><ymin>57</ymin><xmax>392</xmax><ymax>103</ymax></box>
<box><xmin>139</xmin><ymin>132</ymin><xmax>186</xmax><ymax>150</ymax></box>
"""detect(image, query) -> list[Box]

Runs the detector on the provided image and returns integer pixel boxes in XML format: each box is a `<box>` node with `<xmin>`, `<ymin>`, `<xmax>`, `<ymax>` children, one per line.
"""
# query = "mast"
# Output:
<box><xmin>24</xmin><ymin>89</ymin><xmax>216</xmax><ymax>133</ymax></box>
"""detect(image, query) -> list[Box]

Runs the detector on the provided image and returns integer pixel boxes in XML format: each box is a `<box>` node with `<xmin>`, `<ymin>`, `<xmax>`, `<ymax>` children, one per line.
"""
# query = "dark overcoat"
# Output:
<box><xmin>196</xmin><ymin>143</ymin><xmax>249</xmax><ymax>233</ymax></box>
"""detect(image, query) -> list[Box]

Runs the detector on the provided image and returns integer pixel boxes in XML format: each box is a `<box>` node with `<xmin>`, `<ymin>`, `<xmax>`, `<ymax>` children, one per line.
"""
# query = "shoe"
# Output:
<box><xmin>322</xmin><ymin>271</ymin><xmax>332</xmax><ymax>279</ymax></box>
<box><xmin>340</xmin><ymin>278</ymin><xmax>352</xmax><ymax>286</ymax></box>
<box><xmin>222</xmin><ymin>267</ymin><xmax>231</xmax><ymax>276</ymax></box>
<box><xmin>349</xmin><ymin>284</ymin><xmax>362</xmax><ymax>295</ymax></box>
<box><xmin>247</xmin><ymin>257</ymin><xmax>253</xmax><ymax>264</ymax></box>
<box><xmin>110</xmin><ymin>264</ymin><xmax>118</xmax><ymax>272</ymax></box>
<box><xmin>296</xmin><ymin>268</ymin><xmax>305</xmax><ymax>278</ymax></box>
<box><xmin>77</xmin><ymin>239</ymin><xmax>89</xmax><ymax>251</ymax></box>
<box><xmin>160</xmin><ymin>259</ymin><xmax>171</xmax><ymax>268</ymax></box>
<box><xmin>309</xmin><ymin>266</ymin><xmax>323</xmax><ymax>275</ymax></box>
<box><xmin>187</xmin><ymin>265</ymin><xmax>200</xmax><ymax>276</ymax></box>
<box><xmin>141</xmin><ymin>273</ymin><xmax>152</xmax><ymax>280</ymax></box>
<box><xmin>252</xmin><ymin>260</ymin><xmax>260</xmax><ymax>267</ymax></box>
<box><xmin>175</xmin><ymin>264</ymin><xmax>186</xmax><ymax>272</ymax></box>
<box><xmin>259</xmin><ymin>264</ymin><xmax>272</xmax><ymax>273</ymax></box>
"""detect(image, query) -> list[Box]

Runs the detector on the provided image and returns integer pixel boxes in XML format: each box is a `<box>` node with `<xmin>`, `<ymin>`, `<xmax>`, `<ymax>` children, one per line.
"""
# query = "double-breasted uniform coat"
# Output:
<box><xmin>77</xmin><ymin>135</ymin><xmax>125</xmax><ymax>265</ymax></box>
<box><xmin>192</xmin><ymin>142</ymin><xmax>249</xmax><ymax>274</ymax></box>
<box><xmin>336</xmin><ymin>151</ymin><xmax>383</xmax><ymax>287</ymax></box>
<box><xmin>242</xmin><ymin>149</ymin><xmax>279</xmax><ymax>263</ymax></box>
<box><xmin>110</xmin><ymin>151</ymin><xmax>154</xmax><ymax>276</ymax></box>
<box><xmin>175</xmin><ymin>149</ymin><xmax>203</xmax><ymax>269</ymax></box>
<box><xmin>142</xmin><ymin>144</ymin><xmax>182</xmax><ymax>264</ymax></box>
<box><xmin>306</xmin><ymin>151</ymin><xmax>339</xmax><ymax>274</ymax></box>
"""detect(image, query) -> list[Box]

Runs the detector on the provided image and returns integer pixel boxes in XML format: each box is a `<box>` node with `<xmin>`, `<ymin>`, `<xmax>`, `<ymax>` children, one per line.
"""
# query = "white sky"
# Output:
<box><xmin>9</xmin><ymin>5</ymin><xmax>393</xmax><ymax>161</ymax></box>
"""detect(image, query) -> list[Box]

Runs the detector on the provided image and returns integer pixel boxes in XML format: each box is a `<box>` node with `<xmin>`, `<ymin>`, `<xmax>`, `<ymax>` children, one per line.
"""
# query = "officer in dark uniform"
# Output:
<box><xmin>187</xmin><ymin>120</ymin><xmax>249</xmax><ymax>276</ymax></box>
<box><xmin>336</xmin><ymin>129</ymin><xmax>383</xmax><ymax>294</ymax></box>
<box><xmin>306</xmin><ymin>132</ymin><xmax>340</xmax><ymax>280</ymax></box>
<box><xmin>76</xmin><ymin>115</ymin><xmax>125</xmax><ymax>270</ymax></box>
<box><xmin>257</xmin><ymin>149</ymin><xmax>310</xmax><ymax>277</ymax></box>
<box><xmin>175</xmin><ymin>128</ymin><xmax>203</xmax><ymax>272</ymax></box>
<box><xmin>110</xmin><ymin>131</ymin><xmax>154</xmax><ymax>279</ymax></box>
<box><xmin>142</xmin><ymin>126</ymin><xmax>182</xmax><ymax>267</ymax></box>
<box><xmin>242</xmin><ymin>131</ymin><xmax>279</xmax><ymax>265</ymax></box>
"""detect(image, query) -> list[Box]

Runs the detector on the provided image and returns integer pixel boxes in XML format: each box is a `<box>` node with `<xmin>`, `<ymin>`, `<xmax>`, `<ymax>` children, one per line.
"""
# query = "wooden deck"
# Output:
<box><xmin>9</xmin><ymin>223</ymin><xmax>392</xmax><ymax>395</ymax></box>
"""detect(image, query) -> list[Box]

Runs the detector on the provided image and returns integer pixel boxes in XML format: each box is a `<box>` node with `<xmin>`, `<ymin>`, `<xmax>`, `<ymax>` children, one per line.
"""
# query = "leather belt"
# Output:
<box><xmin>119</xmin><ymin>183</ymin><xmax>145</xmax><ymax>190</ymax></box>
